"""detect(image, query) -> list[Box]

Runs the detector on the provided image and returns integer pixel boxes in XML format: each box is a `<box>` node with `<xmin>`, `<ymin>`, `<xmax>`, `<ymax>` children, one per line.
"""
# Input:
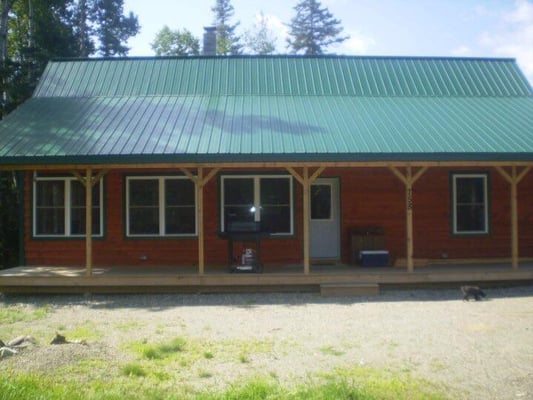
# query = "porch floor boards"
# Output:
<box><xmin>1</xmin><ymin>262</ymin><xmax>532</xmax><ymax>294</ymax></box>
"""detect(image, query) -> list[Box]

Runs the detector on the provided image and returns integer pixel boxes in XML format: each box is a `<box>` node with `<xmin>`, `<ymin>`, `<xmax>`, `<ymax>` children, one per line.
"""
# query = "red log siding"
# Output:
<box><xmin>23</xmin><ymin>167</ymin><xmax>533</xmax><ymax>267</ymax></box>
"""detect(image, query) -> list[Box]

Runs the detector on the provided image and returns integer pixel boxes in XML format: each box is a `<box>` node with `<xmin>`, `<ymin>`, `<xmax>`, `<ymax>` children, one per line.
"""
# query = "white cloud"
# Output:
<box><xmin>451</xmin><ymin>45</ymin><xmax>472</xmax><ymax>56</ymax></box>
<box><xmin>337</xmin><ymin>30</ymin><xmax>376</xmax><ymax>55</ymax></box>
<box><xmin>480</xmin><ymin>0</ymin><xmax>533</xmax><ymax>83</ymax></box>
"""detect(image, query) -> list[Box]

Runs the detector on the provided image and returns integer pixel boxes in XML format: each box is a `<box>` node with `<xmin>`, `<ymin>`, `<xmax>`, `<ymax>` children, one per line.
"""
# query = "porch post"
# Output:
<box><xmin>181</xmin><ymin>167</ymin><xmax>219</xmax><ymax>275</ymax></box>
<box><xmin>389</xmin><ymin>165</ymin><xmax>427</xmax><ymax>273</ymax></box>
<box><xmin>197</xmin><ymin>168</ymin><xmax>205</xmax><ymax>275</ymax></box>
<box><xmin>85</xmin><ymin>168</ymin><xmax>93</xmax><ymax>276</ymax></box>
<box><xmin>286</xmin><ymin>166</ymin><xmax>324</xmax><ymax>275</ymax></box>
<box><xmin>303</xmin><ymin>167</ymin><xmax>310</xmax><ymax>274</ymax></box>
<box><xmin>405</xmin><ymin>167</ymin><xmax>414</xmax><ymax>273</ymax></box>
<box><xmin>495</xmin><ymin>166</ymin><xmax>531</xmax><ymax>270</ymax></box>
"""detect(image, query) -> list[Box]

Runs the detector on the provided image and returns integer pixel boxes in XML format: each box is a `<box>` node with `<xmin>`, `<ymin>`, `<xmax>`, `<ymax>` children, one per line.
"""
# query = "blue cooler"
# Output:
<box><xmin>359</xmin><ymin>250</ymin><xmax>389</xmax><ymax>267</ymax></box>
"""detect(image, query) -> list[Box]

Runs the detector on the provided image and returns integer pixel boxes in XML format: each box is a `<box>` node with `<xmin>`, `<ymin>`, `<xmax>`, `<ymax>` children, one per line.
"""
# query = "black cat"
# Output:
<box><xmin>461</xmin><ymin>285</ymin><xmax>487</xmax><ymax>301</ymax></box>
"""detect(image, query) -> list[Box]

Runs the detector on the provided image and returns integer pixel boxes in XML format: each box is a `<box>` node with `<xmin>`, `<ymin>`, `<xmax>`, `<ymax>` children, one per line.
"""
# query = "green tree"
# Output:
<box><xmin>287</xmin><ymin>0</ymin><xmax>349</xmax><ymax>55</ymax></box>
<box><xmin>151</xmin><ymin>26</ymin><xmax>200</xmax><ymax>56</ymax></box>
<box><xmin>243</xmin><ymin>11</ymin><xmax>277</xmax><ymax>55</ymax></box>
<box><xmin>0</xmin><ymin>0</ymin><xmax>140</xmax><ymax>116</ymax></box>
<box><xmin>211</xmin><ymin>0</ymin><xmax>241</xmax><ymax>55</ymax></box>
<box><xmin>4</xmin><ymin>0</ymin><xmax>80</xmax><ymax>113</ymax></box>
<box><xmin>89</xmin><ymin>0</ymin><xmax>140</xmax><ymax>56</ymax></box>
<box><xmin>0</xmin><ymin>172</ymin><xmax>19</xmax><ymax>269</ymax></box>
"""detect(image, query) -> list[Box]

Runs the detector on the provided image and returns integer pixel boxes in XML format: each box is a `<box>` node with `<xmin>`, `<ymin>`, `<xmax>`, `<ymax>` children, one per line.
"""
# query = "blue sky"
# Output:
<box><xmin>123</xmin><ymin>0</ymin><xmax>533</xmax><ymax>85</ymax></box>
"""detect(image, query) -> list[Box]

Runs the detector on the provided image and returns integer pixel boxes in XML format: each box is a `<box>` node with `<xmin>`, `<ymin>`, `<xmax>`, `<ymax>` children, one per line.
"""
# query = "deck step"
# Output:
<box><xmin>320</xmin><ymin>282</ymin><xmax>379</xmax><ymax>297</ymax></box>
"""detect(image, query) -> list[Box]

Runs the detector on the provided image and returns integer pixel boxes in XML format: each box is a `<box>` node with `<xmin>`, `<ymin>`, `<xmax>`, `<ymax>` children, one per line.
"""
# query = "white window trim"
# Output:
<box><xmin>452</xmin><ymin>173</ymin><xmax>489</xmax><ymax>235</ymax></box>
<box><xmin>125</xmin><ymin>176</ymin><xmax>197</xmax><ymax>237</ymax></box>
<box><xmin>33</xmin><ymin>176</ymin><xmax>103</xmax><ymax>238</ymax></box>
<box><xmin>220</xmin><ymin>174</ymin><xmax>293</xmax><ymax>235</ymax></box>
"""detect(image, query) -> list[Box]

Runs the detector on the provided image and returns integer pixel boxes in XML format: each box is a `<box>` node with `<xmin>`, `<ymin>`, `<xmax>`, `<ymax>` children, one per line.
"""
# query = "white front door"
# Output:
<box><xmin>309</xmin><ymin>178</ymin><xmax>340</xmax><ymax>260</ymax></box>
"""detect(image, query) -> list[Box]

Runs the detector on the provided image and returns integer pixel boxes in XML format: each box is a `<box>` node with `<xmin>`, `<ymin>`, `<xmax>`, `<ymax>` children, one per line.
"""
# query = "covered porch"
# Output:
<box><xmin>15</xmin><ymin>160</ymin><xmax>533</xmax><ymax>272</ymax></box>
<box><xmin>1</xmin><ymin>261</ymin><xmax>532</xmax><ymax>294</ymax></box>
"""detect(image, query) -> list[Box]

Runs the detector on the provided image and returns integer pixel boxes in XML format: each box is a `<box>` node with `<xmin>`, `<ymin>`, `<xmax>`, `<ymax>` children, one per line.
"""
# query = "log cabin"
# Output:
<box><xmin>0</xmin><ymin>54</ymin><xmax>533</xmax><ymax>291</ymax></box>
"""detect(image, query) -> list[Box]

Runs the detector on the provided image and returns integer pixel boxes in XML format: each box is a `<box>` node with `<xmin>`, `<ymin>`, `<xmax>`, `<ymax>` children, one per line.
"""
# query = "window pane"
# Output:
<box><xmin>70</xmin><ymin>206</ymin><xmax>101</xmax><ymax>235</ymax></box>
<box><xmin>130</xmin><ymin>208</ymin><xmax>159</xmax><ymax>234</ymax></box>
<box><xmin>36</xmin><ymin>208</ymin><xmax>65</xmax><ymax>235</ymax></box>
<box><xmin>165</xmin><ymin>179</ymin><xmax>194</xmax><ymax>206</ymax></box>
<box><xmin>457</xmin><ymin>205</ymin><xmax>486</xmax><ymax>232</ymax></box>
<box><xmin>311</xmin><ymin>184</ymin><xmax>331</xmax><ymax>220</ymax></box>
<box><xmin>224</xmin><ymin>179</ymin><xmax>254</xmax><ymax>227</ymax></box>
<box><xmin>165</xmin><ymin>207</ymin><xmax>196</xmax><ymax>234</ymax></box>
<box><xmin>261</xmin><ymin>206</ymin><xmax>291</xmax><ymax>233</ymax></box>
<box><xmin>260</xmin><ymin>178</ymin><xmax>291</xmax><ymax>233</ymax></box>
<box><xmin>454</xmin><ymin>176</ymin><xmax>487</xmax><ymax>233</ymax></box>
<box><xmin>70</xmin><ymin>181</ymin><xmax>101</xmax><ymax>235</ymax></box>
<box><xmin>456</xmin><ymin>178</ymin><xmax>484</xmax><ymax>204</ymax></box>
<box><xmin>224</xmin><ymin>178</ymin><xmax>253</xmax><ymax>205</ymax></box>
<box><xmin>165</xmin><ymin>179</ymin><xmax>195</xmax><ymax>234</ymax></box>
<box><xmin>35</xmin><ymin>181</ymin><xmax>65</xmax><ymax>235</ymax></box>
<box><xmin>36</xmin><ymin>181</ymin><xmax>64</xmax><ymax>207</ymax></box>
<box><xmin>261</xmin><ymin>178</ymin><xmax>289</xmax><ymax>205</ymax></box>
<box><xmin>129</xmin><ymin>179</ymin><xmax>159</xmax><ymax>235</ymax></box>
<box><xmin>129</xmin><ymin>179</ymin><xmax>158</xmax><ymax>206</ymax></box>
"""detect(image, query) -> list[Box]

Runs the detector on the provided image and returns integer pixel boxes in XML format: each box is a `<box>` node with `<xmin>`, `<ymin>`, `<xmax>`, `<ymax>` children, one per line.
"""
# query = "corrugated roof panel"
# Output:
<box><xmin>1</xmin><ymin>95</ymin><xmax>533</xmax><ymax>161</ymax></box>
<box><xmin>3</xmin><ymin>56</ymin><xmax>533</xmax><ymax>165</ymax></box>
<box><xmin>33</xmin><ymin>56</ymin><xmax>532</xmax><ymax>98</ymax></box>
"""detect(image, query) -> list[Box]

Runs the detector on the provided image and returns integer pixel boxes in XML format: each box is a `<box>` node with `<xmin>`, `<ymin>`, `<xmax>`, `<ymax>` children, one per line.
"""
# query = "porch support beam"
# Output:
<box><xmin>389</xmin><ymin>165</ymin><xmax>428</xmax><ymax>273</ymax></box>
<box><xmin>286</xmin><ymin>166</ymin><xmax>325</xmax><ymax>274</ymax></box>
<box><xmin>72</xmin><ymin>169</ymin><xmax>107</xmax><ymax>276</ymax></box>
<box><xmin>495</xmin><ymin>166</ymin><xmax>531</xmax><ymax>270</ymax></box>
<box><xmin>85</xmin><ymin>168</ymin><xmax>93</xmax><ymax>276</ymax></box>
<box><xmin>181</xmin><ymin>167</ymin><xmax>220</xmax><ymax>275</ymax></box>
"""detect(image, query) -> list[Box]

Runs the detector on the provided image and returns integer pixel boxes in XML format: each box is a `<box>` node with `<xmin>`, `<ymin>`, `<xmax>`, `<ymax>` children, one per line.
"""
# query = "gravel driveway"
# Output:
<box><xmin>1</xmin><ymin>286</ymin><xmax>532</xmax><ymax>399</ymax></box>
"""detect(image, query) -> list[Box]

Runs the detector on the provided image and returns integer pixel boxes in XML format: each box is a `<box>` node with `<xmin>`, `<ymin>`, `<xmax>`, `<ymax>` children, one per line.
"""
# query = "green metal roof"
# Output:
<box><xmin>1</xmin><ymin>55</ymin><xmax>532</xmax><ymax>165</ymax></box>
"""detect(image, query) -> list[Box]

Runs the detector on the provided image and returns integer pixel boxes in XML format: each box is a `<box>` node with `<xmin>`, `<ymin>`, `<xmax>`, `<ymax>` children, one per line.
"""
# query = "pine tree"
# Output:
<box><xmin>89</xmin><ymin>0</ymin><xmax>139</xmax><ymax>56</ymax></box>
<box><xmin>211</xmin><ymin>0</ymin><xmax>241</xmax><ymax>55</ymax></box>
<box><xmin>287</xmin><ymin>0</ymin><xmax>349</xmax><ymax>55</ymax></box>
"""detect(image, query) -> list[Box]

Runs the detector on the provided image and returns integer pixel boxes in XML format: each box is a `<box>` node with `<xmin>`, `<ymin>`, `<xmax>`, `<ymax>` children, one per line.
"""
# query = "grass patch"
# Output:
<box><xmin>114</xmin><ymin>320</ymin><xmax>144</xmax><ymax>332</ymax></box>
<box><xmin>0</xmin><ymin>305</ymin><xmax>50</xmax><ymax>324</ymax></box>
<box><xmin>0</xmin><ymin>365</ymin><xmax>451</xmax><ymax>400</ymax></box>
<box><xmin>59</xmin><ymin>320</ymin><xmax>102</xmax><ymax>341</ymax></box>
<box><xmin>125</xmin><ymin>336</ymin><xmax>272</xmax><ymax>368</ymax></box>
<box><xmin>198</xmin><ymin>370</ymin><xmax>213</xmax><ymax>379</ymax></box>
<box><xmin>121</xmin><ymin>363</ymin><xmax>147</xmax><ymax>377</ymax></box>
<box><xmin>131</xmin><ymin>336</ymin><xmax>187</xmax><ymax>360</ymax></box>
<box><xmin>319</xmin><ymin>344</ymin><xmax>345</xmax><ymax>356</ymax></box>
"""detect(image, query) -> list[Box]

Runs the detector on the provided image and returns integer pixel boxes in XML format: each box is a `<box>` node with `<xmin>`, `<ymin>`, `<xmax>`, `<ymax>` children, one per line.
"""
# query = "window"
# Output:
<box><xmin>33</xmin><ymin>176</ymin><xmax>102</xmax><ymax>237</ymax></box>
<box><xmin>452</xmin><ymin>174</ymin><xmax>489</xmax><ymax>234</ymax></box>
<box><xmin>221</xmin><ymin>175</ymin><xmax>293</xmax><ymax>234</ymax></box>
<box><xmin>311</xmin><ymin>184</ymin><xmax>332</xmax><ymax>220</ymax></box>
<box><xmin>126</xmin><ymin>176</ymin><xmax>196</xmax><ymax>236</ymax></box>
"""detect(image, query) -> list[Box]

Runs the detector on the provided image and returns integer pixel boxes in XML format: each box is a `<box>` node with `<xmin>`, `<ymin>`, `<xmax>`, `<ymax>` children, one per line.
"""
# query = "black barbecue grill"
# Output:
<box><xmin>218</xmin><ymin>220</ymin><xmax>270</xmax><ymax>273</ymax></box>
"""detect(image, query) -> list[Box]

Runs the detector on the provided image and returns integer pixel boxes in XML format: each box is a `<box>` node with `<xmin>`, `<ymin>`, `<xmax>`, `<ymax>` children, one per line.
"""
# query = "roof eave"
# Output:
<box><xmin>2</xmin><ymin>152</ymin><xmax>533</xmax><ymax>170</ymax></box>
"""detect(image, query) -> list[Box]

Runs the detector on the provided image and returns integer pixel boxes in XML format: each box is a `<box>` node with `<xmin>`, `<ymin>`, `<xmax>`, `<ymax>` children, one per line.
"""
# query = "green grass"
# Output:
<box><xmin>60</xmin><ymin>320</ymin><xmax>102</xmax><ymax>341</ymax></box>
<box><xmin>0</xmin><ymin>366</ymin><xmax>451</xmax><ymax>400</ymax></box>
<box><xmin>319</xmin><ymin>344</ymin><xmax>345</xmax><ymax>356</ymax></box>
<box><xmin>121</xmin><ymin>363</ymin><xmax>147</xmax><ymax>378</ymax></box>
<box><xmin>130</xmin><ymin>336</ymin><xmax>187</xmax><ymax>360</ymax></box>
<box><xmin>0</xmin><ymin>305</ymin><xmax>50</xmax><ymax>324</ymax></box>
<box><xmin>114</xmin><ymin>320</ymin><xmax>145</xmax><ymax>333</ymax></box>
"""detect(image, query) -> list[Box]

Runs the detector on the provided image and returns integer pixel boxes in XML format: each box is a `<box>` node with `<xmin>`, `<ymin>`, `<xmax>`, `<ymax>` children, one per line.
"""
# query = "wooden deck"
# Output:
<box><xmin>1</xmin><ymin>262</ymin><xmax>532</xmax><ymax>294</ymax></box>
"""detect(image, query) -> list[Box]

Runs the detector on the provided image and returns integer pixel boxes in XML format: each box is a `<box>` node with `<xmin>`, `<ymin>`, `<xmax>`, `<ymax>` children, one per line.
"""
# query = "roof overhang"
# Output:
<box><xmin>3</xmin><ymin>153</ymin><xmax>533</xmax><ymax>171</ymax></box>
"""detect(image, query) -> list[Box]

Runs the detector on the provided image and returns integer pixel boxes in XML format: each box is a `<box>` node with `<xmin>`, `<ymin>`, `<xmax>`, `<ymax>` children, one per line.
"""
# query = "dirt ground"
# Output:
<box><xmin>1</xmin><ymin>285</ymin><xmax>532</xmax><ymax>399</ymax></box>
